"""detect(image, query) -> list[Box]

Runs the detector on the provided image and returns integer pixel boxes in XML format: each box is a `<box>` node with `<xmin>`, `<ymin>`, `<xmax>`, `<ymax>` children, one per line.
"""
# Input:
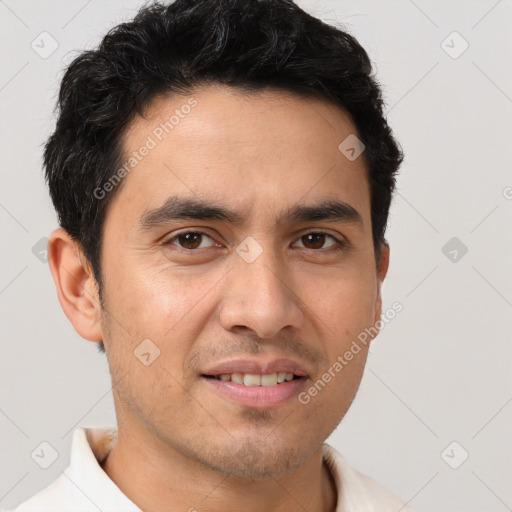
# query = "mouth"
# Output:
<box><xmin>202</xmin><ymin>372</ymin><xmax>303</xmax><ymax>386</ymax></box>
<box><xmin>200</xmin><ymin>358</ymin><xmax>310</xmax><ymax>409</ymax></box>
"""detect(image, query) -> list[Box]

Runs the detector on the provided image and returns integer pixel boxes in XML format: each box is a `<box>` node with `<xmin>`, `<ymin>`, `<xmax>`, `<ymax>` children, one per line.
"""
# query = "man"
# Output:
<box><xmin>9</xmin><ymin>0</ymin><xmax>412</xmax><ymax>510</ymax></box>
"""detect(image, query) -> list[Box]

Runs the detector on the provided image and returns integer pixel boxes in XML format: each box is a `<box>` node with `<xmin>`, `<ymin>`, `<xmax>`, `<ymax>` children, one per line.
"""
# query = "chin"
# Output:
<box><xmin>193</xmin><ymin>438</ymin><xmax>311</xmax><ymax>479</ymax></box>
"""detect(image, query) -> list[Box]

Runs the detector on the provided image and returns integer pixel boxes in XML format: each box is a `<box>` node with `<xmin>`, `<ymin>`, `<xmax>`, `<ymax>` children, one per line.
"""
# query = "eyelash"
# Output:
<box><xmin>162</xmin><ymin>230</ymin><xmax>347</xmax><ymax>254</ymax></box>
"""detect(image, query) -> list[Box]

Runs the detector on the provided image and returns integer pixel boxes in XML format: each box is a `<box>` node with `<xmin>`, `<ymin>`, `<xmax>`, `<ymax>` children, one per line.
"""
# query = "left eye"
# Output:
<box><xmin>292</xmin><ymin>232</ymin><xmax>340</xmax><ymax>250</ymax></box>
<box><xmin>164</xmin><ymin>231</ymin><xmax>341</xmax><ymax>251</ymax></box>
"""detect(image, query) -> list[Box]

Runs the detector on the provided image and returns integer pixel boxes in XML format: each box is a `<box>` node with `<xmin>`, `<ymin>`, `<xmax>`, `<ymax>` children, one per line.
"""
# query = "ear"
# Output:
<box><xmin>47</xmin><ymin>228</ymin><xmax>103</xmax><ymax>343</ymax></box>
<box><xmin>373</xmin><ymin>242</ymin><xmax>390</xmax><ymax>330</ymax></box>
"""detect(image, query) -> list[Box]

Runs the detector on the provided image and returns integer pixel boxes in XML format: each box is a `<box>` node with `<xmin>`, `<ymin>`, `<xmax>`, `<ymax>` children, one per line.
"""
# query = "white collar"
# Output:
<box><xmin>11</xmin><ymin>426</ymin><xmax>413</xmax><ymax>512</ymax></box>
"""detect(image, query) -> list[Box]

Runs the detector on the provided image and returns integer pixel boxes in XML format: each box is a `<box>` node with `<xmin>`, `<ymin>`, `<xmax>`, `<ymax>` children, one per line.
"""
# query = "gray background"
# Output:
<box><xmin>1</xmin><ymin>1</ymin><xmax>511</xmax><ymax>511</ymax></box>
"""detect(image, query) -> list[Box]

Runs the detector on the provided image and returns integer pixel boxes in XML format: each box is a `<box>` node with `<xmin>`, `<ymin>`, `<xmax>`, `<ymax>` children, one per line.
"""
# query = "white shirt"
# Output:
<box><xmin>5</xmin><ymin>426</ymin><xmax>416</xmax><ymax>512</ymax></box>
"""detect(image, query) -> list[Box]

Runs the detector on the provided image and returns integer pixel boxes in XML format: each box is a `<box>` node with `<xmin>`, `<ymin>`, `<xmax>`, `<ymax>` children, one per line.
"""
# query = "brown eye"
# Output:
<box><xmin>164</xmin><ymin>231</ymin><xmax>217</xmax><ymax>250</ymax></box>
<box><xmin>177</xmin><ymin>232</ymin><xmax>202</xmax><ymax>249</ymax></box>
<box><xmin>295</xmin><ymin>232</ymin><xmax>339</xmax><ymax>250</ymax></box>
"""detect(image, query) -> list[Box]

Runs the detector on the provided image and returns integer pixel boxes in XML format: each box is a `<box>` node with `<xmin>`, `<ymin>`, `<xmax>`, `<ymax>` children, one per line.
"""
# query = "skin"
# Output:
<box><xmin>48</xmin><ymin>84</ymin><xmax>390</xmax><ymax>512</ymax></box>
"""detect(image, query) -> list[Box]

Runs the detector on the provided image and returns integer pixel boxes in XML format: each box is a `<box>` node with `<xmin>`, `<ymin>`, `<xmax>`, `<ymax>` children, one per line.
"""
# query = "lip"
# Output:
<box><xmin>201</xmin><ymin>375</ymin><xmax>308</xmax><ymax>409</ymax></box>
<box><xmin>201</xmin><ymin>358</ymin><xmax>310</xmax><ymax>378</ymax></box>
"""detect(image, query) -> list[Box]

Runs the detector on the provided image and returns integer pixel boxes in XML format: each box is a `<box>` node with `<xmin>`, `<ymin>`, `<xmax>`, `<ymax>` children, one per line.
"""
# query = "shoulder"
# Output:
<box><xmin>322</xmin><ymin>443</ymin><xmax>417</xmax><ymax>512</ymax></box>
<box><xmin>6</xmin><ymin>473</ymin><xmax>77</xmax><ymax>512</ymax></box>
<box><xmin>6</xmin><ymin>426</ymin><xmax>136</xmax><ymax>512</ymax></box>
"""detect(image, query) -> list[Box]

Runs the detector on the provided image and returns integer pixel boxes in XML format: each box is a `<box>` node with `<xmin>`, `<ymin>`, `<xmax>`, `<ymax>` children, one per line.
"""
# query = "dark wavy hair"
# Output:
<box><xmin>44</xmin><ymin>0</ymin><xmax>403</xmax><ymax>353</ymax></box>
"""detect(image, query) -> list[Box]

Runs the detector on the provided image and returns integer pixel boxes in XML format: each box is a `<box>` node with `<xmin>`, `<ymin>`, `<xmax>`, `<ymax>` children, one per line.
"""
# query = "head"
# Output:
<box><xmin>46</xmin><ymin>0</ymin><xmax>402</xmax><ymax>478</ymax></box>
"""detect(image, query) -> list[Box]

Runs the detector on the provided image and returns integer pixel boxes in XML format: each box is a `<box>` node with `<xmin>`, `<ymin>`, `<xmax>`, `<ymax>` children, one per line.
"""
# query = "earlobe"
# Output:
<box><xmin>47</xmin><ymin>228</ymin><xmax>103</xmax><ymax>342</ymax></box>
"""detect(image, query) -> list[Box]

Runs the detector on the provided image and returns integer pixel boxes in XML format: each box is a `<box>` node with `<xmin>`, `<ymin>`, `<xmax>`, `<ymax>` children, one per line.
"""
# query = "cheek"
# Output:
<box><xmin>298</xmin><ymin>270</ymin><xmax>376</xmax><ymax>399</ymax></box>
<box><xmin>133</xmin><ymin>266</ymin><xmax>228</xmax><ymax>327</ymax></box>
<box><xmin>102</xmin><ymin>261</ymin><xmax>230</xmax><ymax>381</ymax></box>
<box><xmin>296</xmin><ymin>344</ymin><xmax>369</xmax><ymax>435</ymax></box>
<box><xmin>302</xmin><ymin>272</ymin><xmax>377</xmax><ymax>336</ymax></box>
<box><xmin>104</xmin><ymin>253</ymin><xmax>212</xmax><ymax>331</ymax></box>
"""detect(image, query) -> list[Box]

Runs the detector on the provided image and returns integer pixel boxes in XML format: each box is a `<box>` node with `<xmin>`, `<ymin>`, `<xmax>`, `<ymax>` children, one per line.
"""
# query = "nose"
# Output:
<box><xmin>218</xmin><ymin>245</ymin><xmax>304</xmax><ymax>339</ymax></box>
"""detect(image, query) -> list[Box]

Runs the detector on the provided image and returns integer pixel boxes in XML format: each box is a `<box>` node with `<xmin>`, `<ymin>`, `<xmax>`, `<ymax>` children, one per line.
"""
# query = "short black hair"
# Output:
<box><xmin>44</xmin><ymin>0</ymin><xmax>403</xmax><ymax>354</ymax></box>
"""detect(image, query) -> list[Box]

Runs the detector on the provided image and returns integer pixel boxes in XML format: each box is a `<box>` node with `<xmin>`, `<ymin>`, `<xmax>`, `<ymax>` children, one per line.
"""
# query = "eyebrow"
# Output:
<box><xmin>139</xmin><ymin>195</ymin><xmax>364</xmax><ymax>231</ymax></box>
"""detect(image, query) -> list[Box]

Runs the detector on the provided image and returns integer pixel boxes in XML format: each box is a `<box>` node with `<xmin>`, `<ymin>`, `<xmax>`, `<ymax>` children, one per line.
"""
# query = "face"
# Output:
<box><xmin>96</xmin><ymin>84</ymin><xmax>388</xmax><ymax>478</ymax></box>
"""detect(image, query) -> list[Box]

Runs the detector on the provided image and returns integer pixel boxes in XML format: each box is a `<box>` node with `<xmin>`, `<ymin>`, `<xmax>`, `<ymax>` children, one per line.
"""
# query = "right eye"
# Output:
<box><xmin>162</xmin><ymin>231</ymin><xmax>222</xmax><ymax>251</ymax></box>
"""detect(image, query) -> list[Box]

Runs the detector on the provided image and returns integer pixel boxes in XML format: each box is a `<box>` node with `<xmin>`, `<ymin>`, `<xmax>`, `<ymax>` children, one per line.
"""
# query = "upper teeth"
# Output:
<box><xmin>215</xmin><ymin>372</ymin><xmax>295</xmax><ymax>386</ymax></box>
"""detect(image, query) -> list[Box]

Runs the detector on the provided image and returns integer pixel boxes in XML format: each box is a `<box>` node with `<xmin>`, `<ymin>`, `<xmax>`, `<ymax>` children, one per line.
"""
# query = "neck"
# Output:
<box><xmin>100</xmin><ymin>426</ymin><xmax>337</xmax><ymax>512</ymax></box>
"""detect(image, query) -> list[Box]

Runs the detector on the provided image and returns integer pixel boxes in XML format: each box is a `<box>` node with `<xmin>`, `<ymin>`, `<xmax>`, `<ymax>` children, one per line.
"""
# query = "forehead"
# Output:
<box><xmin>110</xmin><ymin>84</ymin><xmax>370</xmax><ymax>227</ymax></box>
